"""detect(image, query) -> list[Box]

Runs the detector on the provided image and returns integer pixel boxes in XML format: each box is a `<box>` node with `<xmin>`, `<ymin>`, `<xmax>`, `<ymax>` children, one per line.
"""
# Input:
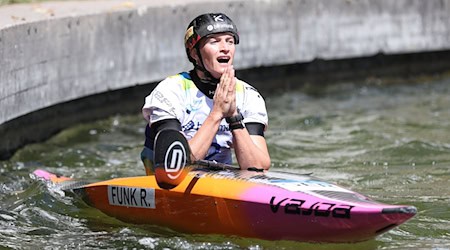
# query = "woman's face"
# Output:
<box><xmin>193</xmin><ymin>33</ymin><xmax>236</xmax><ymax>79</ymax></box>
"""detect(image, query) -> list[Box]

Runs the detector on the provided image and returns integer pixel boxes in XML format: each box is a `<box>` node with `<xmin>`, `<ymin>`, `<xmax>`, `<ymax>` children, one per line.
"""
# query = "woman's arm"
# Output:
<box><xmin>232</xmin><ymin>130</ymin><xmax>271</xmax><ymax>170</ymax></box>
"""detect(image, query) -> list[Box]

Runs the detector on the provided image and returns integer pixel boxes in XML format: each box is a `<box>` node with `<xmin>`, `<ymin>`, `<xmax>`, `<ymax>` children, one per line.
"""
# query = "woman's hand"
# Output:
<box><xmin>189</xmin><ymin>65</ymin><xmax>238</xmax><ymax>161</ymax></box>
<box><xmin>212</xmin><ymin>65</ymin><xmax>237</xmax><ymax>119</ymax></box>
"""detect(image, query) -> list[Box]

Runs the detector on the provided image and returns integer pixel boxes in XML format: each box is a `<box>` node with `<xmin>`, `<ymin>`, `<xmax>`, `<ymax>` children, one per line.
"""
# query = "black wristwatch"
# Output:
<box><xmin>226</xmin><ymin>112</ymin><xmax>245</xmax><ymax>131</ymax></box>
<box><xmin>225</xmin><ymin>112</ymin><xmax>244</xmax><ymax>124</ymax></box>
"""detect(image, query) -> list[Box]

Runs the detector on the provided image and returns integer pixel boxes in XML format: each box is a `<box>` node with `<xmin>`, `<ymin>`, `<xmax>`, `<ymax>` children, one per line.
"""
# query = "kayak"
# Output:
<box><xmin>32</xmin><ymin>167</ymin><xmax>416</xmax><ymax>243</ymax></box>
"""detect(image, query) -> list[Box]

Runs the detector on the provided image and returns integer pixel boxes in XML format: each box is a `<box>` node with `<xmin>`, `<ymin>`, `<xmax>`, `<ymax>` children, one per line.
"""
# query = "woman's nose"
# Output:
<box><xmin>220</xmin><ymin>41</ymin><xmax>231</xmax><ymax>52</ymax></box>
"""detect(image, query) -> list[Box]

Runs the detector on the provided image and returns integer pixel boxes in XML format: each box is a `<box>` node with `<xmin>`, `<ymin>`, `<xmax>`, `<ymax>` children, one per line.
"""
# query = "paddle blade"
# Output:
<box><xmin>153</xmin><ymin>129</ymin><xmax>191</xmax><ymax>189</ymax></box>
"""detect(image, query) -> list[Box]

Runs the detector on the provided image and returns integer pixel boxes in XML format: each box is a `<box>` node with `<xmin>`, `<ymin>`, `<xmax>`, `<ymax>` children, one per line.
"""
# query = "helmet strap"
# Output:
<box><xmin>193</xmin><ymin>47</ymin><xmax>220</xmax><ymax>84</ymax></box>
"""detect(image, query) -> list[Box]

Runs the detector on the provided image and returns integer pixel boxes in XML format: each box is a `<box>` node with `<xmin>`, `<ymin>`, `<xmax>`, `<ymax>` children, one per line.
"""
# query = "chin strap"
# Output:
<box><xmin>194</xmin><ymin>47</ymin><xmax>220</xmax><ymax>85</ymax></box>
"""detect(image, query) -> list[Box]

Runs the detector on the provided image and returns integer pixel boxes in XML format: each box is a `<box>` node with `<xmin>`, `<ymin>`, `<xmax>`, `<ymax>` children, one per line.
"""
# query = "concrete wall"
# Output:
<box><xmin>1</xmin><ymin>0</ymin><xmax>450</xmax><ymax>158</ymax></box>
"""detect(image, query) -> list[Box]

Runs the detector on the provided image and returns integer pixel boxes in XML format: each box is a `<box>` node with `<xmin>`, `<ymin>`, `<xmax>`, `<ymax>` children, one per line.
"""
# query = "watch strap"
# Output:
<box><xmin>229</xmin><ymin>121</ymin><xmax>245</xmax><ymax>131</ymax></box>
<box><xmin>225</xmin><ymin>112</ymin><xmax>244</xmax><ymax>124</ymax></box>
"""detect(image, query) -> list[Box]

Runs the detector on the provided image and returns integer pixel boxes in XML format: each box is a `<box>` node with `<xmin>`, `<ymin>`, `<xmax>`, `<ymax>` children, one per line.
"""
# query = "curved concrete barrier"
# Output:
<box><xmin>1</xmin><ymin>0</ymin><xmax>450</xmax><ymax>158</ymax></box>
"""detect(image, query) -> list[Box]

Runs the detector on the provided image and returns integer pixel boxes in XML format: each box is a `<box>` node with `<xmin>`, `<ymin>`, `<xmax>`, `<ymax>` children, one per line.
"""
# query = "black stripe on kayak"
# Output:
<box><xmin>184</xmin><ymin>175</ymin><xmax>200</xmax><ymax>195</ymax></box>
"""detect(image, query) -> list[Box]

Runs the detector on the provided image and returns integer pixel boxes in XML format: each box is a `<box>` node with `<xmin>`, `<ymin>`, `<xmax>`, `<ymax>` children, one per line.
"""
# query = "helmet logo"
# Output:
<box><xmin>184</xmin><ymin>26</ymin><xmax>194</xmax><ymax>44</ymax></box>
<box><xmin>213</xmin><ymin>15</ymin><xmax>224</xmax><ymax>22</ymax></box>
<box><xmin>207</xmin><ymin>25</ymin><xmax>214</xmax><ymax>31</ymax></box>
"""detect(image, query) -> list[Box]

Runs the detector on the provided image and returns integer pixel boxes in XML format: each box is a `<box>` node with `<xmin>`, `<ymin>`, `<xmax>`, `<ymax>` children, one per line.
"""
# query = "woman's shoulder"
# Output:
<box><xmin>157</xmin><ymin>72</ymin><xmax>195</xmax><ymax>90</ymax></box>
<box><xmin>161</xmin><ymin>72</ymin><xmax>191</xmax><ymax>84</ymax></box>
<box><xmin>236</xmin><ymin>78</ymin><xmax>262</xmax><ymax>96</ymax></box>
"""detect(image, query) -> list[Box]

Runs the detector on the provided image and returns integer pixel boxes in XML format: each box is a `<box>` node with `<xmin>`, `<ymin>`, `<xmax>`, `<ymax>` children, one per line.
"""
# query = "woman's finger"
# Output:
<box><xmin>220</xmin><ymin>67</ymin><xmax>231</xmax><ymax>96</ymax></box>
<box><xmin>228</xmin><ymin>67</ymin><xmax>235</xmax><ymax>92</ymax></box>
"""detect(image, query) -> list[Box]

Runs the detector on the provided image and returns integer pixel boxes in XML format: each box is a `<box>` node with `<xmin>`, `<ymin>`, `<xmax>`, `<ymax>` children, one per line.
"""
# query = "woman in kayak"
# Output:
<box><xmin>141</xmin><ymin>13</ymin><xmax>270</xmax><ymax>174</ymax></box>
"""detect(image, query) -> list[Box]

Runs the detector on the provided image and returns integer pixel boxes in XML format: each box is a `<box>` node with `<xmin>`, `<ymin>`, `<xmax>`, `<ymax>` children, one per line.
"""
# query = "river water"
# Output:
<box><xmin>1</xmin><ymin>77</ymin><xmax>449</xmax><ymax>249</ymax></box>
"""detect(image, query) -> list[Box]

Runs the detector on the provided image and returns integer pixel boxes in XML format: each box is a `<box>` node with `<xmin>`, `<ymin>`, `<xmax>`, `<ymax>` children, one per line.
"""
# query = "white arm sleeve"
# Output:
<box><xmin>241</xmin><ymin>84</ymin><xmax>269</xmax><ymax>129</ymax></box>
<box><xmin>142</xmin><ymin>78</ymin><xmax>184</xmax><ymax>124</ymax></box>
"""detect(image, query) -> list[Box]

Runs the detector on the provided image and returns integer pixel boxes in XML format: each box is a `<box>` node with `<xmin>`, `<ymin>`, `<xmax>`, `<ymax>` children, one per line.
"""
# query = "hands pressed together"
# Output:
<box><xmin>192</xmin><ymin>64</ymin><xmax>271</xmax><ymax>170</ymax></box>
<box><xmin>212</xmin><ymin>65</ymin><xmax>238</xmax><ymax>119</ymax></box>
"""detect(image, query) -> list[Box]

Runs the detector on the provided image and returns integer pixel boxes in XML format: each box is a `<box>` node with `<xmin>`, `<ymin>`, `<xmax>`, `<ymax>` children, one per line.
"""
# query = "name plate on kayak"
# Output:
<box><xmin>108</xmin><ymin>185</ymin><xmax>155</xmax><ymax>209</ymax></box>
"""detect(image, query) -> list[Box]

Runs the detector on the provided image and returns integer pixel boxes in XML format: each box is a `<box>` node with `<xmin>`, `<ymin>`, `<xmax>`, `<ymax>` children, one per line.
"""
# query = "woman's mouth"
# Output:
<box><xmin>217</xmin><ymin>56</ymin><xmax>230</xmax><ymax>64</ymax></box>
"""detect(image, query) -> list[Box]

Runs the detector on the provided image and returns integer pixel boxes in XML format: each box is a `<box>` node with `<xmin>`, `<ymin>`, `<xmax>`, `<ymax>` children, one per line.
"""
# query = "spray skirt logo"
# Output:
<box><xmin>164</xmin><ymin>141</ymin><xmax>187</xmax><ymax>180</ymax></box>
